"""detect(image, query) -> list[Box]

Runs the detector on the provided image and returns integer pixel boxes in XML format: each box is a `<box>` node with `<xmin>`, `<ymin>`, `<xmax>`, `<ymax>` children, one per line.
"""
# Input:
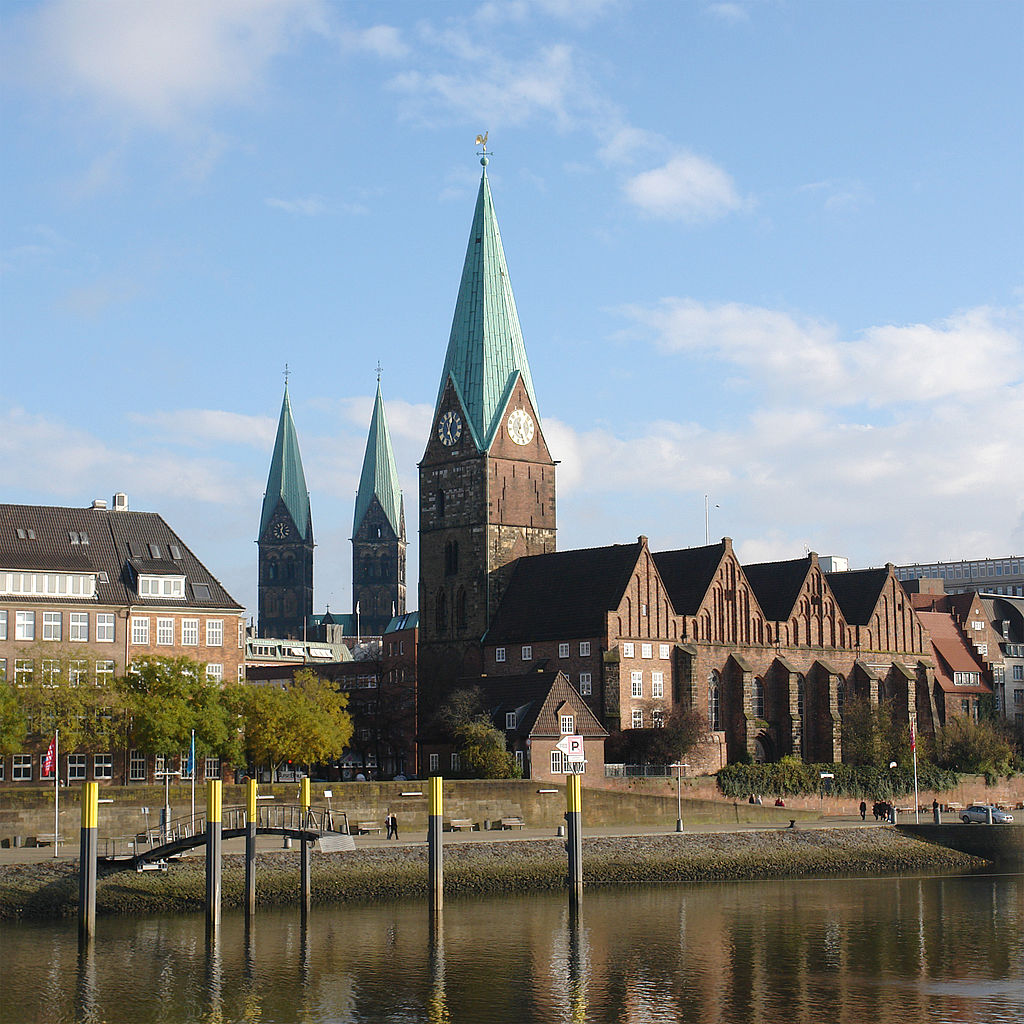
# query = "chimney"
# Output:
<box><xmin>112</xmin><ymin>492</ymin><xmax>129</xmax><ymax>511</ymax></box>
<box><xmin>90</xmin><ymin>499</ymin><xmax>107</xmax><ymax>510</ymax></box>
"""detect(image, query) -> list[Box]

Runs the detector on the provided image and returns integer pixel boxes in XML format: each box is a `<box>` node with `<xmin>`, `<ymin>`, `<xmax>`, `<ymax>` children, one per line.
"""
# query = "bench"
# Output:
<box><xmin>499</xmin><ymin>816</ymin><xmax>525</xmax><ymax>830</ymax></box>
<box><xmin>447</xmin><ymin>818</ymin><xmax>477</xmax><ymax>832</ymax></box>
<box><xmin>354</xmin><ymin>822</ymin><xmax>383</xmax><ymax>835</ymax></box>
<box><xmin>34</xmin><ymin>834</ymin><xmax>64</xmax><ymax>847</ymax></box>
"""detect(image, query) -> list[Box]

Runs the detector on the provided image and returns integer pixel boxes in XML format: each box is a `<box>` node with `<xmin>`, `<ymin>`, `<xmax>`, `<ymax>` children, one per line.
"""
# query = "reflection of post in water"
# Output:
<box><xmin>300</xmin><ymin>911</ymin><xmax>313</xmax><ymax>992</ymax></box>
<box><xmin>427</xmin><ymin>908</ymin><xmax>450</xmax><ymax>1023</ymax></box>
<box><xmin>204</xmin><ymin>929</ymin><xmax>223</xmax><ymax>1023</ymax></box>
<box><xmin>75</xmin><ymin>941</ymin><xmax>99</xmax><ymax>1024</ymax></box>
<box><xmin>567</xmin><ymin>903</ymin><xmax>587</xmax><ymax>1024</ymax></box>
<box><xmin>241</xmin><ymin>918</ymin><xmax>263</xmax><ymax>1022</ymax></box>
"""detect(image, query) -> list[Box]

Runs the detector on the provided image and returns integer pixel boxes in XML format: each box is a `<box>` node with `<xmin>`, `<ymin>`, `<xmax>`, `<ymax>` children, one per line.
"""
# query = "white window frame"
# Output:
<box><xmin>204</xmin><ymin>756</ymin><xmax>221</xmax><ymax>781</ymax></box>
<box><xmin>632</xmin><ymin>709</ymin><xmax>643</xmax><ymax>728</ymax></box>
<box><xmin>131</xmin><ymin>617</ymin><xmax>150</xmax><ymax>644</ymax></box>
<box><xmin>42</xmin><ymin>611</ymin><xmax>62</xmax><ymax>641</ymax></box>
<box><xmin>506</xmin><ymin>711</ymin><xmax>517</xmax><ymax>729</ymax></box>
<box><xmin>429</xmin><ymin>753</ymin><xmax>439</xmax><ymax>773</ymax></box>
<box><xmin>13</xmin><ymin>754</ymin><xmax>33</xmax><ymax>781</ymax></box>
<box><xmin>41</xmin><ymin>659</ymin><xmax>61</xmax><ymax>685</ymax></box>
<box><xmin>521</xmin><ymin>645</ymin><xmax>532</xmax><ymax>661</ymax></box>
<box><xmin>550</xmin><ymin>749</ymin><xmax>565</xmax><ymax>775</ymax></box>
<box><xmin>238</xmin><ymin>620</ymin><xmax>245</xmax><ymax>648</ymax></box>
<box><xmin>238</xmin><ymin>665</ymin><xmax>245</xmax><ymax>682</ymax></box>
<box><xmin>495</xmin><ymin>647</ymin><xmax>506</xmax><ymax>663</ymax></box>
<box><xmin>579</xmin><ymin>641</ymin><xmax>591</xmax><ymax>657</ymax></box>
<box><xmin>129</xmin><ymin>750</ymin><xmax>146</xmax><ymax>782</ymax></box>
<box><xmin>631</xmin><ymin>671</ymin><xmax>643</xmax><ymax>698</ymax></box>
<box><xmin>206</xmin><ymin>663</ymin><xmax>223</xmax><ymax>682</ymax></box>
<box><xmin>156</xmin><ymin>617</ymin><xmax>174</xmax><ymax>646</ymax></box>
<box><xmin>641</xmin><ymin>643</ymin><xmax>652</xmax><ymax>659</ymax></box>
<box><xmin>206</xmin><ymin>619</ymin><xmax>224</xmax><ymax>647</ymax></box>
<box><xmin>558</xmin><ymin>642</ymin><xmax>569</xmax><ymax>658</ymax></box>
<box><xmin>69</xmin><ymin>612</ymin><xmax>89</xmax><ymax>642</ymax></box>
<box><xmin>0</xmin><ymin>609</ymin><xmax>6</xmax><ymax>640</ymax></box>
<box><xmin>14</xmin><ymin>659</ymin><xmax>34</xmax><ymax>685</ymax></box>
<box><xmin>579</xmin><ymin>672</ymin><xmax>592</xmax><ymax>696</ymax></box>
<box><xmin>652</xmin><ymin>671</ymin><xmax>664</xmax><ymax>698</ymax></box>
<box><xmin>15</xmin><ymin>611</ymin><xmax>35</xmax><ymax>641</ymax></box>
<box><xmin>69</xmin><ymin>659</ymin><xmax>88</xmax><ymax>685</ymax></box>
<box><xmin>653</xmin><ymin>710</ymin><xmax>665</xmax><ymax>728</ymax></box>
<box><xmin>96</xmin><ymin>613</ymin><xmax>115</xmax><ymax>643</ymax></box>
<box><xmin>68</xmin><ymin>754</ymin><xmax>87</xmax><ymax>781</ymax></box>
<box><xmin>451</xmin><ymin>752</ymin><xmax>460</xmax><ymax>772</ymax></box>
<box><xmin>95</xmin><ymin>660</ymin><xmax>115</xmax><ymax>684</ymax></box>
<box><xmin>93</xmin><ymin>754</ymin><xmax>113</xmax><ymax>780</ymax></box>
<box><xmin>182</xmin><ymin>618</ymin><xmax>199</xmax><ymax>645</ymax></box>
<box><xmin>659</xmin><ymin>643</ymin><xmax>670</xmax><ymax>660</ymax></box>
<box><xmin>622</xmin><ymin>642</ymin><xmax>634</xmax><ymax>658</ymax></box>
<box><xmin>560</xmin><ymin>714</ymin><xmax>574</xmax><ymax>735</ymax></box>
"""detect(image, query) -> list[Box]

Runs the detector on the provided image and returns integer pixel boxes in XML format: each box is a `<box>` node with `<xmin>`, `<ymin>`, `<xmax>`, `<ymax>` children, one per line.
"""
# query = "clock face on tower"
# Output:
<box><xmin>437</xmin><ymin>409</ymin><xmax>463</xmax><ymax>446</ymax></box>
<box><xmin>507</xmin><ymin>408</ymin><xmax>535</xmax><ymax>446</ymax></box>
<box><xmin>271</xmin><ymin>521</ymin><xmax>291</xmax><ymax>540</ymax></box>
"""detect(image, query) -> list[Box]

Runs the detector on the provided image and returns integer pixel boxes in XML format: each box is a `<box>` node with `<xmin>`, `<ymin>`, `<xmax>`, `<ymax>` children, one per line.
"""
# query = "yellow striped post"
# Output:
<box><xmin>206</xmin><ymin>779</ymin><xmax>222</xmax><ymax>935</ymax></box>
<box><xmin>566</xmin><ymin>774</ymin><xmax>583</xmax><ymax>905</ymax></box>
<box><xmin>245</xmin><ymin>778</ymin><xmax>258</xmax><ymax>917</ymax></box>
<box><xmin>299</xmin><ymin>776</ymin><xmax>312</xmax><ymax>913</ymax></box>
<box><xmin>428</xmin><ymin>775</ymin><xmax>443</xmax><ymax>910</ymax></box>
<box><xmin>78</xmin><ymin>781</ymin><xmax>98</xmax><ymax>943</ymax></box>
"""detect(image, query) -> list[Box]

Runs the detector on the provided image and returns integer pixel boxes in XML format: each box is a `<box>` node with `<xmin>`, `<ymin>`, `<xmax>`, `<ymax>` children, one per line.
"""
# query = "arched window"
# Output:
<box><xmin>284</xmin><ymin>559</ymin><xmax>295</xmax><ymax>582</ymax></box>
<box><xmin>708</xmin><ymin>670</ymin><xmax>721</xmax><ymax>730</ymax></box>
<box><xmin>268</xmin><ymin>559</ymin><xmax>278</xmax><ymax>582</ymax></box>
<box><xmin>753</xmin><ymin>678</ymin><xmax>765</xmax><ymax>719</ymax></box>
<box><xmin>435</xmin><ymin>589</ymin><xmax>447</xmax><ymax>631</ymax></box>
<box><xmin>456</xmin><ymin>587</ymin><xmax>467</xmax><ymax>631</ymax></box>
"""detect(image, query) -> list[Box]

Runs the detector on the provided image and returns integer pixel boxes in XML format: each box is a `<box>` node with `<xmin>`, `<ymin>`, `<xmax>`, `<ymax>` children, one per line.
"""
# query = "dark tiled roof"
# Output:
<box><xmin>742</xmin><ymin>556</ymin><xmax>812</xmax><ymax>622</ymax></box>
<box><xmin>475</xmin><ymin>671</ymin><xmax>608</xmax><ymax>738</ymax></box>
<box><xmin>0</xmin><ymin>503</ymin><xmax>241</xmax><ymax>610</ymax></box>
<box><xmin>825</xmin><ymin>567</ymin><xmax>890</xmax><ymax>625</ymax></box>
<box><xmin>486</xmin><ymin>542</ymin><xmax>642</xmax><ymax>643</ymax></box>
<box><xmin>652</xmin><ymin>542</ymin><xmax>726</xmax><ymax>615</ymax></box>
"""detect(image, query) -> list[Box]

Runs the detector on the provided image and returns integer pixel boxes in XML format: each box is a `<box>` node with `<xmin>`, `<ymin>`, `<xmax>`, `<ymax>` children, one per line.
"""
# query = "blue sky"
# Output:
<box><xmin>2</xmin><ymin>0</ymin><xmax>1022</xmax><ymax>620</ymax></box>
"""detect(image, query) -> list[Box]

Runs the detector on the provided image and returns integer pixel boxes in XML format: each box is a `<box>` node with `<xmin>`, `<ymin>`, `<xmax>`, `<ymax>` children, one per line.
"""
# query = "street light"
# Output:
<box><xmin>153</xmin><ymin>768</ymin><xmax>182</xmax><ymax>843</ymax></box>
<box><xmin>673</xmin><ymin>763</ymin><xmax>689</xmax><ymax>832</ymax></box>
<box><xmin>888</xmin><ymin>762</ymin><xmax>897</xmax><ymax>823</ymax></box>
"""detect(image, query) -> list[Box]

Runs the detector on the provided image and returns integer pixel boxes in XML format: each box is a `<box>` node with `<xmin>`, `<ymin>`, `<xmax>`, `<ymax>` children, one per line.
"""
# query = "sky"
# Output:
<box><xmin>2</xmin><ymin>0</ymin><xmax>1022</xmax><ymax>621</ymax></box>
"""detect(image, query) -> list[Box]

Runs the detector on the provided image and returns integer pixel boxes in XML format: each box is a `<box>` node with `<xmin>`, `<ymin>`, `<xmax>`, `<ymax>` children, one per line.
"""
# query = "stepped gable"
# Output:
<box><xmin>433</xmin><ymin>162</ymin><xmax>539</xmax><ymax>450</ymax></box>
<box><xmin>825</xmin><ymin>566</ymin><xmax>890</xmax><ymax>624</ymax></box>
<box><xmin>652</xmin><ymin>541</ymin><xmax>727</xmax><ymax>615</ymax></box>
<box><xmin>485</xmin><ymin>541</ymin><xmax>643</xmax><ymax>643</ymax></box>
<box><xmin>260</xmin><ymin>383</ymin><xmax>311</xmax><ymax>541</ymax></box>
<box><xmin>742</xmin><ymin>555</ymin><xmax>813</xmax><ymax>622</ymax></box>
<box><xmin>353</xmin><ymin>381</ymin><xmax>403</xmax><ymax>537</ymax></box>
<box><xmin>0</xmin><ymin>503</ymin><xmax>240</xmax><ymax>609</ymax></box>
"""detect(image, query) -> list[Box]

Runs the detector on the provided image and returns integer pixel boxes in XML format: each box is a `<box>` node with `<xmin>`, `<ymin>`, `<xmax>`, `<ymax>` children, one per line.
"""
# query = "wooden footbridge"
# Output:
<box><xmin>97</xmin><ymin>803</ymin><xmax>355</xmax><ymax>870</ymax></box>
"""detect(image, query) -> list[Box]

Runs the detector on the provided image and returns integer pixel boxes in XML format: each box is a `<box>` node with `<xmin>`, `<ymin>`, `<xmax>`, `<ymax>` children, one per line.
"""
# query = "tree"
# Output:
<box><xmin>606</xmin><ymin>708</ymin><xmax>708</xmax><ymax>766</ymax></box>
<box><xmin>456</xmin><ymin>720</ymin><xmax>521</xmax><ymax>779</ymax></box>
<box><xmin>120</xmin><ymin>656</ymin><xmax>241</xmax><ymax>764</ymax></box>
<box><xmin>0</xmin><ymin>682</ymin><xmax>26</xmax><ymax>756</ymax></box>
<box><xmin>841</xmin><ymin>696</ymin><xmax>911</xmax><ymax>767</ymax></box>
<box><xmin>229</xmin><ymin>669</ymin><xmax>352</xmax><ymax>775</ymax></box>
<box><xmin>934</xmin><ymin>714</ymin><xmax>1015</xmax><ymax>777</ymax></box>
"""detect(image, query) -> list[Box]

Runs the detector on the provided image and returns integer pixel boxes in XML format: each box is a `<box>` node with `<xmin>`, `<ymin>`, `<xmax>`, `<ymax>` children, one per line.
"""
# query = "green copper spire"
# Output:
<box><xmin>260</xmin><ymin>383</ymin><xmax>312</xmax><ymax>540</ymax></box>
<box><xmin>353</xmin><ymin>380</ymin><xmax>403</xmax><ymax>536</ymax></box>
<box><xmin>435</xmin><ymin>161</ymin><xmax>540</xmax><ymax>449</ymax></box>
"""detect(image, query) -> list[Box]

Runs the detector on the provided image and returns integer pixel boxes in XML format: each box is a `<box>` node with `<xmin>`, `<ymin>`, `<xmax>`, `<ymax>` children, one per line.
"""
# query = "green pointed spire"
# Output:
<box><xmin>354</xmin><ymin>381</ymin><xmax>403</xmax><ymax>536</ymax></box>
<box><xmin>434</xmin><ymin>162</ymin><xmax>540</xmax><ymax>449</ymax></box>
<box><xmin>260</xmin><ymin>383</ymin><xmax>312</xmax><ymax>540</ymax></box>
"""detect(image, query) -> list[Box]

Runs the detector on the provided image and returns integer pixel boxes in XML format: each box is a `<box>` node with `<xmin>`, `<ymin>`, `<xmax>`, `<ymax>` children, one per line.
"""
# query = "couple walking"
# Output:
<box><xmin>384</xmin><ymin>809</ymin><xmax>399</xmax><ymax>840</ymax></box>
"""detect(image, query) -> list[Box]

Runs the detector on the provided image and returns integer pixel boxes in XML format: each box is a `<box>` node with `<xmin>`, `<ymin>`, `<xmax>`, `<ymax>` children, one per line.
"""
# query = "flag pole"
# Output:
<box><xmin>911</xmin><ymin>719</ymin><xmax>919</xmax><ymax>823</ymax></box>
<box><xmin>190</xmin><ymin>729</ymin><xmax>196</xmax><ymax>831</ymax></box>
<box><xmin>53</xmin><ymin>729</ymin><xmax>59</xmax><ymax>859</ymax></box>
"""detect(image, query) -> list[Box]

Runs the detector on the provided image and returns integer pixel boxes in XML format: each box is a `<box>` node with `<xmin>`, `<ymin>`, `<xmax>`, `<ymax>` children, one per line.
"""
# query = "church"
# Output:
<box><xmin>257</xmin><ymin>152</ymin><xmax>988</xmax><ymax>778</ymax></box>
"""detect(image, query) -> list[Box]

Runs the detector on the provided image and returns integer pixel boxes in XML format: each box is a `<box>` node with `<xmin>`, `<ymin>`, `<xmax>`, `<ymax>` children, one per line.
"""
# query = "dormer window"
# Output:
<box><xmin>506</xmin><ymin>711</ymin><xmax>517</xmax><ymax>729</ymax></box>
<box><xmin>137</xmin><ymin>574</ymin><xmax>185</xmax><ymax>599</ymax></box>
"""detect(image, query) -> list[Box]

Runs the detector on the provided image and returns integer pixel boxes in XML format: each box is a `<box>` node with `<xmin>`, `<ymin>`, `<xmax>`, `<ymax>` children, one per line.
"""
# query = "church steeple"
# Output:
<box><xmin>354</xmin><ymin>380</ymin><xmax>404</xmax><ymax>538</ymax></box>
<box><xmin>352</xmin><ymin>376</ymin><xmax>406</xmax><ymax>635</ymax></box>
<box><xmin>433</xmin><ymin>160</ymin><xmax>540</xmax><ymax>451</ymax></box>
<box><xmin>257</xmin><ymin>381</ymin><xmax>314</xmax><ymax>640</ymax></box>
<box><xmin>260</xmin><ymin>382</ymin><xmax>311</xmax><ymax>542</ymax></box>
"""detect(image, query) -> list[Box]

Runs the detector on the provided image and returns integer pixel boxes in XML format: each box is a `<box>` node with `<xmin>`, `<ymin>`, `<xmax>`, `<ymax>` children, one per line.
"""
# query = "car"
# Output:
<box><xmin>960</xmin><ymin>804</ymin><xmax>1014</xmax><ymax>824</ymax></box>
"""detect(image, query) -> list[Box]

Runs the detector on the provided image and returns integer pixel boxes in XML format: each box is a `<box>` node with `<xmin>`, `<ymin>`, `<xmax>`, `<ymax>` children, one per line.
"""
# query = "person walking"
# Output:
<box><xmin>860</xmin><ymin>800</ymin><xmax>867</xmax><ymax>821</ymax></box>
<box><xmin>388</xmin><ymin>811</ymin><xmax>399</xmax><ymax>840</ymax></box>
<box><xmin>385</xmin><ymin>808</ymin><xmax>395</xmax><ymax>840</ymax></box>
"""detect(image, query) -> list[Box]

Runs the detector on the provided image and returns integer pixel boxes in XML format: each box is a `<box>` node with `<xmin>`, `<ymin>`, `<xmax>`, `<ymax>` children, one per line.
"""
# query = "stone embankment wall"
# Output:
<box><xmin>1</xmin><ymin>779</ymin><xmax>811</xmax><ymax>844</ymax></box>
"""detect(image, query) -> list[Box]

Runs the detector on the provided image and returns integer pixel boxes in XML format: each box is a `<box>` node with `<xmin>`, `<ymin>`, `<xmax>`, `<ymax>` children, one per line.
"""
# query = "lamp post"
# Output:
<box><xmin>154</xmin><ymin>768</ymin><xmax>182</xmax><ymax>844</ymax></box>
<box><xmin>888</xmin><ymin>762</ymin><xmax>897</xmax><ymax>823</ymax></box>
<box><xmin>673</xmin><ymin>763</ymin><xmax>689</xmax><ymax>832</ymax></box>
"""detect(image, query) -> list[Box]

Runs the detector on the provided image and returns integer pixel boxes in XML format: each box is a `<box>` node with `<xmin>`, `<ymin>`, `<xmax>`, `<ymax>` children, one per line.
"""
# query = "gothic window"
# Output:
<box><xmin>438</xmin><ymin>490</ymin><xmax>445</xmax><ymax>518</ymax></box>
<box><xmin>284</xmin><ymin>559</ymin><xmax>295</xmax><ymax>582</ymax></box>
<box><xmin>436</xmin><ymin>590</ymin><xmax>447</xmax><ymax>632</ymax></box>
<box><xmin>445</xmin><ymin>540</ymin><xmax>459</xmax><ymax>576</ymax></box>
<box><xmin>456</xmin><ymin>587</ymin><xmax>467</xmax><ymax>631</ymax></box>
<box><xmin>380</xmin><ymin>557</ymin><xmax>391</xmax><ymax>580</ymax></box>
<box><xmin>708</xmin><ymin>670</ymin><xmax>721</xmax><ymax>730</ymax></box>
<box><xmin>375</xmin><ymin>526</ymin><xmax>383</xmax><ymax>540</ymax></box>
<box><xmin>268</xmin><ymin>559</ymin><xmax>278</xmax><ymax>582</ymax></box>
<box><xmin>753</xmin><ymin>678</ymin><xmax>765</xmax><ymax>719</ymax></box>
<box><xmin>284</xmin><ymin>594</ymin><xmax>296</xmax><ymax>617</ymax></box>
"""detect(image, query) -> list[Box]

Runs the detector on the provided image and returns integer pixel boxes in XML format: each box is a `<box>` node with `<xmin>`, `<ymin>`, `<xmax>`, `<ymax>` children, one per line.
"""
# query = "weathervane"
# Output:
<box><xmin>475</xmin><ymin>131</ymin><xmax>490</xmax><ymax>164</ymax></box>
<box><xmin>375</xmin><ymin>361</ymin><xmax>383</xmax><ymax>383</ymax></box>
<box><xmin>283</xmin><ymin>363</ymin><xmax>290</xmax><ymax>384</ymax></box>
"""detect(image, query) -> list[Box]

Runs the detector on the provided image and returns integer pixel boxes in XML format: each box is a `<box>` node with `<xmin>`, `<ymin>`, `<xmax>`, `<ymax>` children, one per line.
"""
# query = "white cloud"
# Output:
<box><xmin>339</xmin><ymin>24</ymin><xmax>409</xmax><ymax>59</ymax></box>
<box><xmin>23</xmin><ymin>0</ymin><xmax>329</xmax><ymax>127</ymax></box>
<box><xmin>127</xmin><ymin>409</ymin><xmax>277</xmax><ymax>449</ymax></box>
<box><xmin>705</xmin><ymin>3</ymin><xmax>751</xmax><ymax>25</ymax></box>
<box><xmin>266</xmin><ymin>195</ymin><xmax>329</xmax><ymax>216</ymax></box>
<box><xmin>623</xmin><ymin>153</ymin><xmax>746</xmax><ymax>222</ymax></box>
<box><xmin>620</xmin><ymin>300</ymin><xmax>1024</xmax><ymax>407</ymax></box>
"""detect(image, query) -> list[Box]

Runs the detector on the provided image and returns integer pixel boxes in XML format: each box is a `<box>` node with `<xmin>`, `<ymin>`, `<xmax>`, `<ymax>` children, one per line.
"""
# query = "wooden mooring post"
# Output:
<box><xmin>428</xmin><ymin>776</ymin><xmax>443</xmax><ymax>911</ymax></box>
<box><xmin>245</xmin><ymin>778</ymin><xmax>257</xmax><ymax>918</ymax></box>
<box><xmin>206</xmin><ymin>779</ymin><xmax>222</xmax><ymax>936</ymax></box>
<box><xmin>78</xmin><ymin>781</ymin><xmax>98</xmax><ymax>945</ymax></box>
<box><xmin>566</xmin><ymin>774</ymin><xmax>583</xmax><ymax>906</ymax></box>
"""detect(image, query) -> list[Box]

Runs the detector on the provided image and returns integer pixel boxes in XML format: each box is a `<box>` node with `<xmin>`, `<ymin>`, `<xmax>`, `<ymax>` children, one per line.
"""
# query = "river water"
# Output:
<box><xmin>2</xmin><ymin>871</ymin><xmax>1021</xmax><ymax>1023</ymax></box>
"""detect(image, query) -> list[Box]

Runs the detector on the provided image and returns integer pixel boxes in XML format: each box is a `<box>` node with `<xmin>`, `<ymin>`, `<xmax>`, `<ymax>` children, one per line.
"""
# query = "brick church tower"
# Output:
<box><xmin>257</xmin><ymin>382</ymin><xmax>314</xmax><ymax>638</ymax></box>
<box><xmin>352</xmin><ymin>377</ymin><xmax>407</xmax><ymax>635</ymax></box>
<box><xmin>419</xmin><ymin>155</ymin><xmax>556</xmax><ymax>678</ymax></box>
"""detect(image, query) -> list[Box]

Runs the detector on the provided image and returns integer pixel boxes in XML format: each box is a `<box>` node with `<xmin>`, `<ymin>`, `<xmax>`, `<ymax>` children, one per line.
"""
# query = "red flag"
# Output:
<box><xmin>43</xmin><ymin>735</ymin><xmax>56</xmax><ymax>777</ymax></box>
<box><xmin>909</xmin><ymin>719</ymin><xmax>916</xmax><ymax>753</ymax></box>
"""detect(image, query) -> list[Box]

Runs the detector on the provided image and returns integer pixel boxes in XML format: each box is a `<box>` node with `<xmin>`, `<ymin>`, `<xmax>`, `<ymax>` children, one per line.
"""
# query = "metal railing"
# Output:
<box><xmin>605</xmin><ymin>764</ymin><xmax>675</xmax><ymax>778</ymax></box>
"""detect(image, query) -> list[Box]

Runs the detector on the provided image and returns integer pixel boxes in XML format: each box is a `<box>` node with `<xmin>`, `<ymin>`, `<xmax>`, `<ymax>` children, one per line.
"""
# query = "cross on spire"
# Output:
<box><xmin>283</xmin><ymin>363</ymin><xmax>291</xmax><ymax>384</ymax></box>
<box><xmin>375</xmin><ymin>361</ymin><xmax>383</xmax><ymax>383</ymax></box>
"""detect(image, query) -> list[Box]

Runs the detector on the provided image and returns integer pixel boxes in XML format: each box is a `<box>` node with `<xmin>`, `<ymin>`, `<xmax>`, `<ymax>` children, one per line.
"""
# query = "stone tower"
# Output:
<box><xmin>352</xmin><ymin>378</ymin><xmax>407</xmax><ymax>635</ymax></box>
<box><xmin>419</xmin><ymin>157</ymin><xmax>556</xmax><ymax>678</ymax></box>
<box><xmin>258</xmin><ymin>382</ymin><xmax>314</xmax><ymax>639</ymax></box>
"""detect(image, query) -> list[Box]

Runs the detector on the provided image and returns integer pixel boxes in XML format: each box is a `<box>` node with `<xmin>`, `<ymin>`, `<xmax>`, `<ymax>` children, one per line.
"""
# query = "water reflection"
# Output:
<box><xmin>3</xmin><ymin>871</ymin><xmax>1022</xmax><ymax>1024</ymax></box>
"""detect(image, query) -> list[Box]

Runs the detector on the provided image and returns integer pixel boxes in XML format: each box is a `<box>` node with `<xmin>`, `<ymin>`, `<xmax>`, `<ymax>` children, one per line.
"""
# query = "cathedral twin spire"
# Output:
<box><xmin>354</xmin><ymin>380</ymin><xmax>404</xmax><ymax>537</ymax></box>
<box><xmin>260</xmin><ymin>382</ymin><xmax>312</xmax><ymax>542</ymax></box>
